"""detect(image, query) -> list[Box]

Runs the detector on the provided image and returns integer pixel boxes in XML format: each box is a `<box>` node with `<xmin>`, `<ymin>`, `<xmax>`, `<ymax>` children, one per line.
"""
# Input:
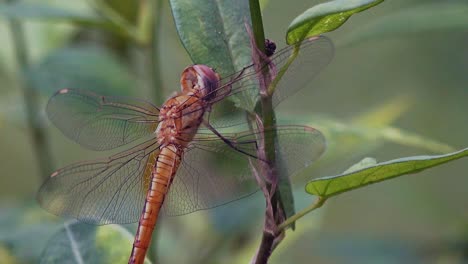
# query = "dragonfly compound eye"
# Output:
<box><xmin>180</xmin><ymin>65</ymin><xmax>220</xmax><ymax>101</ymax></box>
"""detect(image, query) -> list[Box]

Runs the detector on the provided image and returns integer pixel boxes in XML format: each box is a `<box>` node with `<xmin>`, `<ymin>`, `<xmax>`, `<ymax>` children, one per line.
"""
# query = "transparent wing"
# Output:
<box><xmin>162</xmin><ymin>125</ymin><xmax>326</xmax><ymax>216</ymax></box>
<box><xmin>270</xmin><ymin>36</ymin><xmax>334</xmax><ymax>106</ymax></box>
<box><xmin>47</xmin><ymin>88</ymin><xmax>159</xmax><ymax>151</ymax></box>
<box><xmin>37</xmin><ymin>139</ymin><xmax>160</xmax><ymax>224</ymax></box>
<box><xmin>203</xmin><ymin>36</ymin><xmax>334</xmax><ymax>127</ymax></box>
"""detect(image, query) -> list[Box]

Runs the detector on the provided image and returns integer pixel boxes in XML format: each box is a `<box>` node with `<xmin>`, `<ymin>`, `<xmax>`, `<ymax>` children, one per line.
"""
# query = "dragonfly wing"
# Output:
<box><xmin>274</xmin><ymin>125</ymin><xmax>326</xmax><ymax>176</ymax></box>
<box><xmin>37</xmin><ymin>139</ymin><xmax>160</xmax><ymax>224</ymax></box>
<box><xmin>271</xmin><ymin>36</ymin><xmax>334</xmax><ymax>106</ymax></box>
<box><xmin>162</xmin><ymin>136</ymin><xmax>256</xmax><ymax>216</ymax></box>
<box><xmin>162</xmin><ymin>125</ymin><xmax>326</xmax><ymax>216</ymax></box>
<box><xmin>47</xmin><ymin>88</ymin><xmax>159</xmax><ymax>151</ymax></box>
<box><xmin>205</xmin><ymin>36</ymin><xmax>333</xmax><ymax>128</ymax></box>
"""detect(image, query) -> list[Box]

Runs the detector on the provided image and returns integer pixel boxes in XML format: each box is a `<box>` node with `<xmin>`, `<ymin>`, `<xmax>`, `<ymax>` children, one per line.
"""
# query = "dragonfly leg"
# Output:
<box><xmin>201</xmin><ymin>119</ymin><xmax>265</xmax><ymax>162</ymax></box>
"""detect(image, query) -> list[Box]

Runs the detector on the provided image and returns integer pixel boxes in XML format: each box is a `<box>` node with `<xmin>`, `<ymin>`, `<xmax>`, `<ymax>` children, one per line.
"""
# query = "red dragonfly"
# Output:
<box><xmin>38</xmin><ymin>36</ymin><xmax>333</xmax><ymax>264</ymax></box>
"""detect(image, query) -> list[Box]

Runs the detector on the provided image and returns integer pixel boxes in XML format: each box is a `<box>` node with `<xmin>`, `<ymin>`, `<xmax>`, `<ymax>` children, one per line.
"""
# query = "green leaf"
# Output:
<box><xmin>26</xmin><ymin>46</ymin><xmax>135</xmax><ymax>96</ymax></box>
<box><xmin>342</xmin><ymin>157</ymin><xmax>377</xmax><ymax>174</ymax></box>
<box><xmin>278</xmin><ymin>113</ymin><xmax>455</xmax><ymax>168</ymax></box>
<box><xmin>169</xmin><ymin>0</ymin><xmax>256</xmax><ymax>110</ymax></box>
<box><xmin>40</xmin><ymin>221</ymin><xmax>152</xmax><ymax>264</ymax></box>
<box><xmin>0</xmin><ymin>2</ymin><xmax>106</xmax><ymax>28</ymax></box>
<box><xmin>169</xmin><ymin>0</ymin><xmax>251</xmax><ymax>76</ymax></box>
<box><xmin>339</xmin><ymin>2</ymin><xmax>468</xmax><ymax>46</ymax></box>
<box><xmin>0</xmin><ymin>246</ymin><xmax>18</xmax><ymax>264</ymax></box>
<box><xmin>279</xmin><ymin>95</ymin><xmax>454</xmax><ymax>162</ymax></box>
<box><xmin>260</xmin><ymin>0</ymin><xmax>270</xmax><ymax>11</ymax></box>
<box><xmin>286</xmin><ymin>0</ymin><xmax>384</xmax><ymax>45</ymax></box>
<box><xmin>306</xmin><ymin>148</ymin><xmax>468</xmax><ymax>198</ymax></box>
<box><xmin>0</xmin><ymin>2</ymin><xmax>133</xmax><ymax>38</ymax></box>
<box><xmin>278</xmin><ymin>163</ymin><xmax>296</xmax><ymax>229</ymax></box>
<box><xmin>103</xmin><ymin>0</ymin><xmax>139</xmax><ymax>24</ymax></box>
<box><xmin>0</xmin><ymin>203</ymin><xmax>59</xmax><ymax>263</ymax></box>
<box><xmin>351</xmin><ymin>95</ymin><xmax>412</xmax><ymax>127</ymax></box>
<box><xmin>380</xmin><ymin>127</ymin><xmax>455</xmax><ymax>154</ymax></box>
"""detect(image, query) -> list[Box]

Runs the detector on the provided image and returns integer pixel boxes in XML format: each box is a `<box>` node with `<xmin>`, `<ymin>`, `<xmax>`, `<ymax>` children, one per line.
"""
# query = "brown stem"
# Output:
<box><xmin>254</xmin><ymin>231</ymin><xmax>275</xmax><ymax>264</ymax></box>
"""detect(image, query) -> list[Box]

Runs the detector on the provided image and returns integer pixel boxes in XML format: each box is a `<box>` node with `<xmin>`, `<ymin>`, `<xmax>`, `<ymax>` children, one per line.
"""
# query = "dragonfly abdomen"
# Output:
<box><xmin>129</xmin><ymin>145</ymin><xmax>182</xmax><ymax>264</ymax></box>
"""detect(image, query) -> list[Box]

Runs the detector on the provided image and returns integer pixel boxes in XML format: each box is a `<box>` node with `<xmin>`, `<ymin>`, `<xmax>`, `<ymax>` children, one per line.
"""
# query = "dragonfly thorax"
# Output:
<box><xmin>156</xmin><ymin>92</ymin><xmax>207</xmax><ymax>148</ymax></box>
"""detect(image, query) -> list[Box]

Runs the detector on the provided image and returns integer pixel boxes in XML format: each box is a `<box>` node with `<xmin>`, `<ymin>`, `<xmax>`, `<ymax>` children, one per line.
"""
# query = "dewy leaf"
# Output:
<box><xmin>306</xmin><ymin>148</ymin><xmax>468</xmax><ymax>198</ymax></box>
<box><xmin>40</xmin><ymin>221</ymin><xmax>151</xmax><ymax>264</ymax></box>
<box><xmin>26</xmin><ymin>46</ymin><xmax>135</xmax><ymax>96</ymax></box>
<box><xmin>286</xmin><ymin>0</ymin><xmax>384</xmax><ymax>45</ymax></box>
<box><xmin>169</xmin><ymin>0</ymin><xmax>256</xmax><ymax>110</ymax></box>
<box><xmin>339</xmin><ymin>2</ymin><xmax>468</xmax><ymax>46</ymax></box>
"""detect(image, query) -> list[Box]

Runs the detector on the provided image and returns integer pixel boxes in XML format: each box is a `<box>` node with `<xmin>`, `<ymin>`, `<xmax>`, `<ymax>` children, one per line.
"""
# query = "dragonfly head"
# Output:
<box><xmin>180</xmin><ymin>65</ymin><xmax>220</xmax><ymax>101</ymax></box>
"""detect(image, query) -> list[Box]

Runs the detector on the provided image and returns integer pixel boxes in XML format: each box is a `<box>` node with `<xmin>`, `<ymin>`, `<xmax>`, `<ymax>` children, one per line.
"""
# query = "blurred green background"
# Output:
<box><xmin>0</xmin><ymin>0</ymin><xmax>467</xmax><ymax>263</ymax></box>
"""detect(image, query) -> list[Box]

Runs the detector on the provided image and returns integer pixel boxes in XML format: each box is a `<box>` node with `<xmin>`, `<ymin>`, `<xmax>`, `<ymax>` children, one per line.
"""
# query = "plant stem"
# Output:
<box><xmin>254</xmin><ymin>231</ymin><xmax>275</xmax><ymax>264</ymax></box>
<box><xmin>150</xmin><ymin>0</ymin><xmax>165</xmax><ymax>105</ymax></box>
<box><xmin>278</xmin><ymin>197</ymin><xmax>327</xmax><ymax>231</ymax></box>
<box><xmin>249</xmin><ymin>0</ymin><xmax>275</xmax><ymax>158</ymax></box>
<box><xmin>143</xmin><ymin>1</ymin><xmax>164</xmax><ymax>262</ymax></box>
<box><xmin>249</xmin><ymin>1</ymin><xmax>284</xmax><ymax>264</ymax></box>
<box><xmin>6</xmin><ymin>0</ymin><xmax>54</xmax><ymax>180</ymax></box>
<box><xmin>135</xmin><ymin>0</ymin><xmax>164</xmax><ymax>105</ymax></box>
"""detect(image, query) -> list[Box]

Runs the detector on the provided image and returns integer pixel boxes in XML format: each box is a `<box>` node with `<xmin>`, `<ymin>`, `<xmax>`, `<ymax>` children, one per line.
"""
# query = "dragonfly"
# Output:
<box><xmin>37</xmin><ymin>36</ymin><xmax>334</xmax><ymax>264</ymax></box>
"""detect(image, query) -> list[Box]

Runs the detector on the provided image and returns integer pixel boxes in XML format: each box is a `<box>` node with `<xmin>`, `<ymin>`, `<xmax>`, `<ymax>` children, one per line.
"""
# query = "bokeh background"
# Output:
<box><xmin>0</xmin><ymin>0</ymin><xmax>467</xmax><ymax>263</ymax></box>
